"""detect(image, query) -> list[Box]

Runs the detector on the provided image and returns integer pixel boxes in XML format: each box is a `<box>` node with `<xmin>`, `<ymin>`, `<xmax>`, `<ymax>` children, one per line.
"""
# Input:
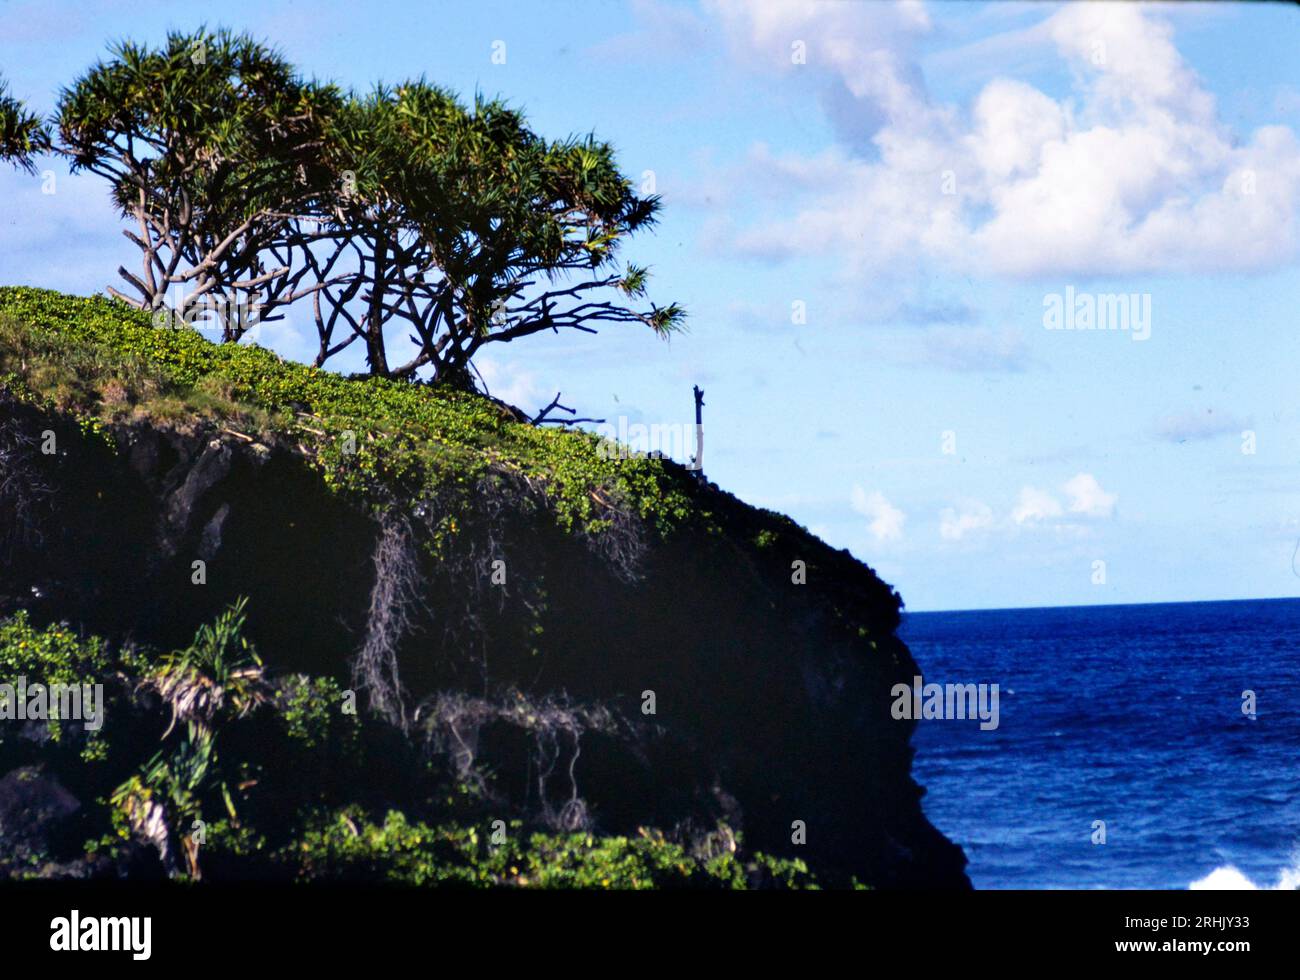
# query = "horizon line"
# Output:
<box><xmin>903</xmin><ymin>594</ymin><xmax>1300</xmax><ymax>616</ymax></box>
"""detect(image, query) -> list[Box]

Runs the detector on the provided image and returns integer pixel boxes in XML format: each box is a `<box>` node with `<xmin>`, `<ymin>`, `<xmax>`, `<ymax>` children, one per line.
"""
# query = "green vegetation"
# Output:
<box><xmin>53</xmin><ymin>29</ymin><xmax>339</xmax><ymax>324</ymax></box>
<box><xmin>265</xmin><ymin>811</ymin><xmax>818</xmax><ymax>889</ymax></box>
<box><xmin>0</xmin><ymin>287</ymin><xmax>905</xmax><ymax>888</ymax></box>
<box><xmin>0</xmin><ymin>286</ymin><xmax>696</xmax><ymax>540</ymax></box>
<box><xmin>0</xmin><ymin>611</ymin><xmax>119</xmax><ymax>687</ymax></box>
<box><xmin>2</xmin><ymin>606</ymin><xmax>817</xmax><ymax>888</ymax></box>
<box><xmin>0</xmin><ymin>24</ymin><xmax>937</xmax><ymax>894</ymax></box>
<box><xmin>0</xmin><ymin>74</ymin><xmax>50</xmax><ymax>174</ymax></box>
<box><xmin>0</xmin><ymin>611</ymin><xmax>134</xmax><ymax>759</ymax></box>
<box><xmin>6</xmin><ymin>28</ymin><xmax>682</xmax><ymax>382</ymax></box>
<box><xmin>0</xmin><ymin>289</ymin><xmax>705</xmax><ymax>882</ymax></box>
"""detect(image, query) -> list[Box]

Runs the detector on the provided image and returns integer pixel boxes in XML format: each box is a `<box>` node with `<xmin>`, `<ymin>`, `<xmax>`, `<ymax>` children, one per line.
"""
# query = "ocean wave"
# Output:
<box><xmin>1189</xmin><ymin>857</ymin><xmax>1300</xmax><ymax>890</ymax></box>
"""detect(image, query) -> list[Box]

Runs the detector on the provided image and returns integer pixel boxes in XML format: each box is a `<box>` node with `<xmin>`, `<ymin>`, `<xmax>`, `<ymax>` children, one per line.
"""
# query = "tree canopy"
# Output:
<box><xmin>4</xmin><ymin>28</ymin><xmax>683</xmax><ymax>392</ymax></box>
<box><xmin>54</xmin><ymin>29</ymin><xmax>343</xmax><ymax>330</ymax></box>
<box><xmin>0</xmin><ymin>75</ymin><xmax>50</xmax><ymax>174</ymax></box>
<box><xmin>313</xmin><ymin>81</ymin><xmax>682</xmax><ymax>381</ymax></box>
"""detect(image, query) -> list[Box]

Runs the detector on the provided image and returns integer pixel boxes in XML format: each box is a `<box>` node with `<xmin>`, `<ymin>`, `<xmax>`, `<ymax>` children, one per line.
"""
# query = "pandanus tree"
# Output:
<box><xmin>54</xmin><ymin>29</ymin><xmax>344</xmax><ymax>336</ymax></box>
<box><xmin>310</xmin><ymin>81</ymin><xmax>684</xmax><ymax>383</ymax></box>
<box><xmin>10</xmin><ymin>29</ymin><xmax>684</xmax><ymax>390</ymax></box>
<box><xmin>0</xmin><ymin>75</ymin><xmax>50</xmax><ymax>173</ymax></box>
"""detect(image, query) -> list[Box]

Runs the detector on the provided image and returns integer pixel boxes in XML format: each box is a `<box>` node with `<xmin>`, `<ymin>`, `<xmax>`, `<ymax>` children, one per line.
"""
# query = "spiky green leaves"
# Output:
<box><xmin>318</xmin><ymin>81</ymin><xmax>683</xmax><ymax>376</ymax></box>
<box><xmin>56</xmin><ymin>27</ymin><xmax>339</xmax><ymax>218</ymax></box>
<box><xmin>53</xmin><ymin>27</ymin><xmax>344</xmax><ymax>313</ymax></box>
<box><xmin>0</xmin><ymin>76</ymin><xmax>51</xmax><ymax>174</ymax></box>
<box><xmin>328</xmin><ymin>83</ymin><xmax>650</xmax><ymax>276</ymax></box>
<box><xmin>146</xmin><ymin>597</ymin><xmax>269</xmax><ymax>740</ymax></box>
<box><xmin>19</xmin><ymin>27</ymin><xmax>684</xmax><ymax>379</ymax></box>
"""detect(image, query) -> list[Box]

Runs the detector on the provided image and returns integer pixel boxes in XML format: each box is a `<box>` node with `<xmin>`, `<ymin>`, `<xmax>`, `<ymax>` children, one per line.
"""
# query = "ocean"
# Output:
<box><xmin>900</xmin><ymin>598</ymin><xmax>1300</xmax><ymax>890</ymax></box>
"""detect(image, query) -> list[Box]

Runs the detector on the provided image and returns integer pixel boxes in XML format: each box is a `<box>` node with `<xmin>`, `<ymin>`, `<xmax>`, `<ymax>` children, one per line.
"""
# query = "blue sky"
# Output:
<box><xmin>3</xmin><ymin>0</ymin><xmax>1300</xmax><ymax>611</ymax></box>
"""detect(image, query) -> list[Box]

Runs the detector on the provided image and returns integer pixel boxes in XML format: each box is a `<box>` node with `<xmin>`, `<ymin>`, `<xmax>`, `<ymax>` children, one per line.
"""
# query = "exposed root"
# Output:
<box><xmin>416</xmin><ymin>689</ymin><xmax>621</xmax><ymax>831</ymax></box>
<box><xmin>353</xmin><ymin>509</ymin><xmax>425</xmax><ymax>728</ymax></box>
<box><xmin>581</xmin><ymin>488</ymin><xmax>647</xmax><ymax>585</ymax></box>
<box><xmin>0</xmin><ymin>407</ymin><xmax>53</xmax><ymax>560</ymax></box>
<box><xmin>354</xmin><ymin>468</ymin><xmax>648</xmax><ymax>727</ymax></box>
<box><xmin>411</xmin><ymin>472</ymin><xmax>546</xmax><ymax>684</ymax></box>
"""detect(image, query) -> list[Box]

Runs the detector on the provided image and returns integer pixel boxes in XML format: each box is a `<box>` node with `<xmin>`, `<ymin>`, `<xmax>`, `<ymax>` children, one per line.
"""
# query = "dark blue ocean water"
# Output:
<box><xmin>900</xmin><ymin>599</ymin><xmax>1300</xmax><ymax>889</ymax></box>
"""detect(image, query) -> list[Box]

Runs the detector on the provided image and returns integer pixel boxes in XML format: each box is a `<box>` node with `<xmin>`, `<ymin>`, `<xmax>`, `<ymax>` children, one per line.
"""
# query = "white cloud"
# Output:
<box><xmin>1063</xmin><ymin>472</ymin><xmax>1118</xmax><ymax>518</ymax></box>
<box><xmin>706</xmin><ymin>2</ymin><xmax>1300</xmax><ymax>280</ymax></box>
<box><xmin>943</xmin><ymin>473</ymin><xmax>1116</xmax><ymax>542</ymax></box>
<box><xmin>851</xmin><ymin>486</ymin><xmax>906</xmax><ymax>542</ymax></box>
<box><xmin>939</xmin><ymin>499</ymin><xmax>995</xmax><ymax>540</ymax></box>
<box><xmin>1011</xmin><ymin>485</ymin><xmax>1063</xmax><ymax>525</ymax></box>
<box><xmin>473</xmin><ymin>357</ymin><xmax>550</xmax><ymax>414</ymax></box>
<box><xmin>706</xmin><ymin>0</ymin><xmax>934</xmax><ymax>139</ymax></box>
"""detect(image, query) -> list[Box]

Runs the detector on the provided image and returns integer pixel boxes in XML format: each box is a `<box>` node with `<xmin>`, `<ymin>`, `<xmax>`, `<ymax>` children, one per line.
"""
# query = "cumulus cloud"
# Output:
<box><xmin>851</xmin><ymin>486</ymin><xmax>906</xmax><ymax>542</ymax></box>
<box><xmin>706</xmin><ymin>2</ymin><xmax>1300</xmax><ymax>280</ymax></box>
<box><xmin>473</xmin><ymin>357</ymin><xmax>550</xmax><ymax>414</ymax></box>
<box><xmin>949</xmin><ymin>472</ymin><xmax>1116</xmax><ymax>541</ymax></box>
<box><xmin>1063</xmin><ymin>472</ymin><xmax>1118</xmax><ymax>518</ymax></box>
<box><xmin>1011</xmin><ymin>485</ymin><xmax>1063</xmax><ymax>525</ymax></box>
<box><xmin>940</xmin><ymin>499</ymin><xmax>995</xmax><ymax>541</ymax></box>
<box><xmin>707</xmin><ymin>0</ymin><xmax>934</xmax><ymax>142</ymax></box>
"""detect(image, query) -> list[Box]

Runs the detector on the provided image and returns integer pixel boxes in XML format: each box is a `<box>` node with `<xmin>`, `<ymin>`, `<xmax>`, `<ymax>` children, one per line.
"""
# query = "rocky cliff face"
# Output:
<box><xmin>0</xmin><ymin>288</ymin><xmax>967</xmax><ymax>887</ymax></box>
<box><xmin>0</xmin><ymin>394</ymin><xmax>967</xmax><ymax>887</ymax></box>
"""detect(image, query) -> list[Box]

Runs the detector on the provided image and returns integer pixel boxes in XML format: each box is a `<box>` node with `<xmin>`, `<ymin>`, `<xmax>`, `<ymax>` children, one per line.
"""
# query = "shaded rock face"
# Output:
<box><xmin>0</xmin><ymin>398</ymin><xmax>969</xmax><ymax>888</ymax></box>
<box><xmin>0</xmin><ymin>766</ymin><xmax>80</xmax><ymax>874</ymax></box>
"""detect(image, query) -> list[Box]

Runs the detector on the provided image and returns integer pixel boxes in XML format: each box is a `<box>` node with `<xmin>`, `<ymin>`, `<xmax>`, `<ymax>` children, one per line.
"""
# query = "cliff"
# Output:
<box><xmin>0</xmin><ymin>287</ymin><xmax>968</xmax><ymax>888</ymax></box>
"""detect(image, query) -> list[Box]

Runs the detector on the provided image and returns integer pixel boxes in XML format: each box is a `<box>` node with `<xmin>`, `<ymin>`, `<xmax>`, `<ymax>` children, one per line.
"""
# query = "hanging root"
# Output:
<box><xmin>353</xmin><ymin>509</ymin><xmax>425</xmax><ymax>728</ymax></box>
<box><xmin>582</xmin><ymin>487</ymin><xmax>647</xmax><ymax>585</ymax></box>
<box><xmin>353</xmin><ymin>468</ymin><xmax>648</xmax><ymax>727</ymax></box>
<box><xmin>411</xmin><ymin>472</ymin><xmax>547</xmax><ymax>681</ymax></box>
<box><xmin>416</xmin><ymin>689</ymin><xmax>621</xmax><ymax>831</ymax></box>
<box><xmin>0</xmin><ymin>408</ymin><xmax>53</xmax><ymax>561</ymax></box>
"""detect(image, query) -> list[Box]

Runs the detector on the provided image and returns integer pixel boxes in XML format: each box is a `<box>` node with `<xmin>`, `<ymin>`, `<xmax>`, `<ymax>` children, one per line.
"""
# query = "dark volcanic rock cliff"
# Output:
<box><xmin>0</xmin><ymin>397</ymin><xmax>967</xmax><ymax>887</ymax></box>
<box><xmin>0</xmin><ymin>288</ymin><xmax>967</xmax><ymax>887</ymax></box>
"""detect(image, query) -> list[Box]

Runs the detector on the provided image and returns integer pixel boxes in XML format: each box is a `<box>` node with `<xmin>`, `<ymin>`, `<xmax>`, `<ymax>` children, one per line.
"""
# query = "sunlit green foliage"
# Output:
<box><xmin>0</xmin><ymin>75</ymin><xmax>51</xmax><ymax>174</ymax></box>
<box><xmin>5</xmin><ymin>608</ymin><xmax>821</xmax><ymax>888</ymax></box>
<box><xmin>0</xmin><ymin>287</ymin><xmax>697</xmax><ymax>539</ymax></box>
<box><xmin>55</xmin><ymin>28</ymin><xmax>341</xmax><ymax>315</ymax></box>
<box><xmin>23</xmin><ymin>28</ymin><xmax>681</xmax><ymax>378</ymax></box>
<box><xmin>274</xmin><ymin>810</ymin><xmax>818</xmax><ymax>889</ymax></box>
<box><xmin>0</xmin><ymin>611</ymin><xmax>130</xmax><ymax>757</ymax></box>
<box><xmin>320</xmin><ymin>80</ymin><xmax>684</xmax><ymax>380</ymax></box>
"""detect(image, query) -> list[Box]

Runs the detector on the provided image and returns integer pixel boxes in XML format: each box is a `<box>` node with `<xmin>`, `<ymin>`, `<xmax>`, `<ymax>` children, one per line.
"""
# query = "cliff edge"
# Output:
<box><xmin>0</xmin><ymin>287</ymin><xmax>968</xmax><ymax>888</ymax></box>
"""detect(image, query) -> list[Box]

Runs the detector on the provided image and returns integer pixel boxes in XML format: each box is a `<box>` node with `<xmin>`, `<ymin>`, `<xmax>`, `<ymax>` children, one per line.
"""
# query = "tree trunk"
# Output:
<box><xmin>366</xmin><ymin>233</ymin><xmax>390</xmax><ymax>376</ymax></box>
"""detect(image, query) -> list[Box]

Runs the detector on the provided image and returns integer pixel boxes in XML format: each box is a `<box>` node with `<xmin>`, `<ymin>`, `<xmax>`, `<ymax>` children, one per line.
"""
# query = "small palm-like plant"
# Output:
<box><xmin>111</xmin><ymin>734</ymin><xmax>216</xmax><ymax>879</ymax></box>
<box><xmin>147</xmin><ymin>597</ymin><xmax>269</xmax><ymax>739</ymax></box>
<box><xmin>111</xmin><ymin>763</ymin><xmax>172</xmax><ymax>873</ymax></box>
<box><xmin>116</xmin><ymin>600</ymin><xmax>267</xmax><ymax>879</ymax></box>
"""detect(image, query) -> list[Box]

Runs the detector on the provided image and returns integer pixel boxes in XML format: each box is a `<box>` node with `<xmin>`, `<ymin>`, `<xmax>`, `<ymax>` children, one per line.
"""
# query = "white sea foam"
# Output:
<box><xmin>1190</xmin><ymin>856</ymin><xmax>1300</xmax><ymax>890</ymax></box>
